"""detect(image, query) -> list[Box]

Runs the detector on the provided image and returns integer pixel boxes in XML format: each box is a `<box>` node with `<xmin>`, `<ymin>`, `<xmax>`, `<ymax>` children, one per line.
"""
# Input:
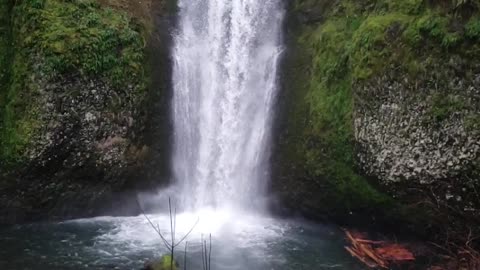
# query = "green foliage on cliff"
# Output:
<box><xmin>0</xmin><ymin>0</ymin><xmax>12</xmax><ymax>120</ymax></box>
<box><xmin>284</xmin><ymin>0</ymin><xmax>480</xmax><ymax>214</ymax></box>
<box><xmin>351</xmin><ymin>14</ymin><xmax>410</xmax><ymax>79</ymax></box>
<box><xmin>14</xmin><ymin>0</ymin><xmax>145</xmax><ymax>85</ymax></box>
<box><xmin>0</xmin><ymin>0</ymin><xmax>147</xmax><ymax>166</ymax></box>
<box><xmin>0</xmin><ymin>0</ymin><xmax>19</xmax><ymax>166</ymax></box>
<box><xmin>300</xmin><ymin>15</ymin><xmax>390</xmax><ymax>210</ymax></box>
<box><xmin>430</xmin><ymin>93</ymin><xmax>466</xmax><ymax>122</ymax></box>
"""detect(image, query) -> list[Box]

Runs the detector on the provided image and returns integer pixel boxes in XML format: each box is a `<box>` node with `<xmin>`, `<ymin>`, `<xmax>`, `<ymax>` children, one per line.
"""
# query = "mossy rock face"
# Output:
<box><xmin>273</xmin><ymin>0</ymin><xmax>480</xmax><ymax>237</ymax></box>
<box><xmin>0</xmin><ymin>0</ymin><xmax>156</xmax><ymax>224</ymax></box>
<box><xmin>1</xmin><ymin>0</ymin><xmax>148</xmax><ymax>164</ymax></box>
<box><xmin>273</xmin><ymin>0</ymin><xmax>395</xmax><ymax>224</ymax></box>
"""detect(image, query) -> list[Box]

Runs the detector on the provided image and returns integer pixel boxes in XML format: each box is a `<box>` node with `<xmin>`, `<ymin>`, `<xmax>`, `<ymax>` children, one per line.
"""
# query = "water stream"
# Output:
<box><xmin>170</xmin><ymin>0</ymin><xmax>283</xmax><ymax>210</ymax></box>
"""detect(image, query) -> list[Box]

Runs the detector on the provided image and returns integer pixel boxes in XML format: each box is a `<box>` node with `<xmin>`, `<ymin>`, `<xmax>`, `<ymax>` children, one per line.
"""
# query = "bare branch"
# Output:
<box><xmin>201</xmin><ymin>235</ymin><xmax>206</xmax><ymax>270</ymax></box>
<box><xmin>173</xmin><ymin>217</ymin><xmax>200</xmax><ymax>248</ymax></box>
<box><xmin>137</xmin><ymin>196</ymin><xmax>204</xmax><ymax>270</ymax></box>
<box><xmin>208</xmin><ymin>234</ymin><xmax>212</xmax><ymax>270</ymax></box>
<box><xmin>183</xmin><ymin>241</ymin><xmax>188</xmax><ymax>270</ymax></box>
<box><xmin>136</xmin><ymin>196</ymin><xmax>172</xmax><ymax>249</ymax></box>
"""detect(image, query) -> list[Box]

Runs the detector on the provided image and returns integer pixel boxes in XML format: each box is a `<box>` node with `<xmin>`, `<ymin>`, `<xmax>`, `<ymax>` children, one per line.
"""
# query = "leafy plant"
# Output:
<box><xmin>466</xmin><ymin>16</ymin><xmax>480</xmax><ymax>38</ymax></box>
<box><xmin>429</xmin><ymin>93</ymin><xmax>466</xmax><ymax>122</ymax></box>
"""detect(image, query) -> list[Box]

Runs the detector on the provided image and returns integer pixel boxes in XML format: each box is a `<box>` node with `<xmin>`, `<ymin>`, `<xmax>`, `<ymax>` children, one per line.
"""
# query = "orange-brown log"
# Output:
<box><xmin>357</xmin><ymin>243</ymin><xmax>388</xmax><ymax>268</ymax></box>
<box><xmin>356</xmin><ymin>239</ymin><xmax>386</xmax><ymax>245</ymax></box>
<box><xmin>375</xmin><ymin>244</ymin><xmax>415</xmax><ymax>261</ymax></box>
<box><xmin>345</xmin><ymin>246</ymin><xmax>377</xmax><ymax>268</ymax></box>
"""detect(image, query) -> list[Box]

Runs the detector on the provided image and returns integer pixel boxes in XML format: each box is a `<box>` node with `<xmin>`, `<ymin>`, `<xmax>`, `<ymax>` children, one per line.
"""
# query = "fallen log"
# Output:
<box><xmin>375</xmin><ymin>244</ymin><xmax>415</xmax><ymax>261</ymax></box>
<box><xmin>344</xmin><ymin>229</ymin><xmax>415</xmax><ymax>269</ymax></box>
<box><xmin>345</xmin><ymin>246</ymin><xmax>378</xmax><ymax>268</ymax></box>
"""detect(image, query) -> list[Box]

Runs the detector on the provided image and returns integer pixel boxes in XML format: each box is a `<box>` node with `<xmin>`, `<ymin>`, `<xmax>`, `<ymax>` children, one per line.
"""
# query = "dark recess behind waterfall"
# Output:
<box><xmin>135</xmin><ymin>1</ymin><xmax>176</xmax><ymax>191</ymax></box>
<box><xmin>269</xmin><ymin>0</ymin><xmax>320</xmax><ymax>218</ymax></box>
<box><xmin>103</xmin><ymin>0</ymin><xmax>179</xmax><ymax>216</ymax></box>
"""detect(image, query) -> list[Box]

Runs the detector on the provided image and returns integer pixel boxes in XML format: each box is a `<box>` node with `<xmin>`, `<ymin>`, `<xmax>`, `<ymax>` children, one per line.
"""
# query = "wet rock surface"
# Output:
<box><xmin>0</xmin><ymin>0</ymin><xmax>173</xmax><ymax>224</ymax></box>
<box><xmin>354</xmin><ymin>64</ymin><xmax>480</xmax><ymax>222</ymax></box>
<box><xmin>0</xmin><ymin>72</ymin><xmax>148</xmax><ymax>224</ymax></box>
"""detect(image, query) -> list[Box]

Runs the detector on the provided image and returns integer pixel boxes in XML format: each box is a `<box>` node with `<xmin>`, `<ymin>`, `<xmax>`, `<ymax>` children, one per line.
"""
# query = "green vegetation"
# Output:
<box><xmin>0</xmin><ymin>0</ymin><xmax>12</xmax><ymax>125</ymax></box>
<box><xmin>14</xmin><ymin>0</ymin><xmax>145</xmax><ymax>85</ymax></box>
<box><xmin>466</xmin><ymin>16</ymin><xmax>480</xmax><ymax>38</ymax></box>
<box><xmin>0</xmin><ymin>0</ymin><xmax>147</xmax><ymax>167</ymax></box>
<box><xmin>465</xmin><ymin>114</ymin><xmax>480</xmax><ymax>132</ymax></box>
<box><xmin>350</xmin><ymin>13</ymin><xmax>411</xmax><ymax>79</ymax></box>
<box><xmin>429</xmin><ymin>93</ymin><xmax>466</xmax><ymax>122</ymax></box>
<box><xmin>284</xmin><ymin>0</ymin><xmax>480</xmax><ymax>214</ymax></box>
<box><xmin>302</xmin><ymin>15</ymin><xmax>391</xmax><ymax>210</ymax></box>
<box><xmin>147</xmin><ymin>255</ymin><xmax>178</xmax><ymax>270</ymax></box>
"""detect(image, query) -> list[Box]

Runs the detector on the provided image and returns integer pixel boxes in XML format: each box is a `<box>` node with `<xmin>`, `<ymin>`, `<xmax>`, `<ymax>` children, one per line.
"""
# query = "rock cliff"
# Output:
<box><xmin>0</xmin><ymin>0</ymin><xmax>172</xmax><ymax>224</ymax></box>
<box><xmin>273</xmin><ymin>0</ymin><xmax>480</xmax><ymax>242</ymax></box>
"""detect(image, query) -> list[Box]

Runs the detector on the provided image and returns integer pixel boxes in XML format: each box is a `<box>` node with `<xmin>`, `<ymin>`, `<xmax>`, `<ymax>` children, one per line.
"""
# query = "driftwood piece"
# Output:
<box><xmin>346</xmin><ymin>246</ymin><xmax>378</xmax><ymax>268</ymax></box>
<box><xmin>344</xmin><ymin>229</ymin><xmax>415</xmax><ymax>269</ymax></box>
<box><xmin>375</xmin><ymin>244</ymin><xmax>415</xmax><ymax>261</ymax></box>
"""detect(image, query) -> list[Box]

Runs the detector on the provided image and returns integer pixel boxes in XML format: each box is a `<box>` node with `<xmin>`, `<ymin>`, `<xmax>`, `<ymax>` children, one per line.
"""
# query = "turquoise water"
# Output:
<box><xmin>0</xmin><ymin>210</ymin><xmax>367</xmax><ymax>270</ymax></box>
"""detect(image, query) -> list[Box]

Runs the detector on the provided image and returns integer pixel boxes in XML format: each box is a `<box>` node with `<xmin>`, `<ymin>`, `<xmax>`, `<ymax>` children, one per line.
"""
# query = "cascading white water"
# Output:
<box><xmin>171</xmin><ymin>0</ymin><xmax>284</xmax><ymax>210</ymax></box>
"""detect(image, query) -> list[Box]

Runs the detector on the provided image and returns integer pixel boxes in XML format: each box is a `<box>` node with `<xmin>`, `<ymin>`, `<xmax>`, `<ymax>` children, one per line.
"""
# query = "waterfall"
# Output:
<box><xmin>171</xmin><ymin>0</ymin><xmax>284</xmax><ymax>211</ymax></box>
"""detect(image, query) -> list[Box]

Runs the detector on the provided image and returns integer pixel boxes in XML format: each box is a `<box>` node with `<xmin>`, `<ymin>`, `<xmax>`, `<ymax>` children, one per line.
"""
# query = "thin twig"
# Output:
<box><xmin>137</xmin><ymin>196</ymin><xmax>200</xmax><ymax>270</ymax></box>
<box><xmin>201</xmin><ymin>235</ymin><xmax>206</xmax><ymax>270</ymax></box>
<box><xmin>156</xmin><ymin>223</ymin><xmax>172</xmax><ymax>248</ymax></box>
<box><xmin>208</xmin><ymin>234</ymin><xmax>212</xmax><ymax>270</ymax></box>
<box><xmin>204</xmin><ymin>240</ymin><xmax>208</xmax><ymax>270</ymax></box>
<box><xmin>173</xmin><ymin>217</ymin><xmax>200</xmax><ymax>248</ymax></box>
<box><xmin>139</xmin><ymin>201</ymin><xmax>171</xmax><ymax>249</ymax></box>
<box><xmin>169</xmin><ymin>198</ymin><xmax>174</xmax><ymax>270</ymax></box>
<box><xmin>184</xmin><ymin>241</ymin><xmax>188</xmax><ymax>270</ymax></box>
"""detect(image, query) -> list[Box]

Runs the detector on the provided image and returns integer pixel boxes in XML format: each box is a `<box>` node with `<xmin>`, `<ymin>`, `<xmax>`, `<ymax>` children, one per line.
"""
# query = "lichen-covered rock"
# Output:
<box><xmin>28</xmin><ymin>75</ymin><xmax>144</xmax><ymax>173</ymax></box>
<box><xmin>353</xmin><ymin>61</ymin><xmax>480</xmax><ymax>237</ymax></box>
<box><xmin>355</xmin><ymin>69</ymin><xmax>480</xmax><ymax>187</ymax></box>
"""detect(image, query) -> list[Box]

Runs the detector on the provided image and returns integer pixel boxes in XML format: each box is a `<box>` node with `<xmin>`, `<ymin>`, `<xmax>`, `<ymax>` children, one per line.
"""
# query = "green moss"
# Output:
<box><xmin>466</xmin><ymin>16</ymin><xmax>480</xmax><ymax>38</ymax></box>
<box><xmin>351</xmin><ymin>14</ymin><xmax>411</xmax><ymax>79</ymax></box>
<box><xmin>1</xmin><ymin>49</ymin><xmax>43</xmax><ymax>165</ymax></box>
<box><xmin>465</xmin><ymin>114</ymin><xmax>480</xmax><ymax>132</ymax></box>
<box><xmin>383</xmin><ymin>0</ymin><xmax>424</xmax><ymax>14</ymax></box>
<box><xmin>404</xmin><ymin>12</ymin><xmax>461</xmax><ymax>48</ymax></box>
<box><xmin>13</xmin><ymin>0</ymin><xmax>145</xmax><ymax>86</ymax></box>
<box><xmin>0</xmin><ymin>0</ymin><xmax>12</xmax><ymax>114</ymax></box>
<box><xmin>0</xmin><ymin>0</ymin><xmax>16</xmax><ymax>165</ymax></box>
<box><xmin>293</xmin><ymin>13</ymin><xmax>393</xmax><ymax>212</ymax></box>
<box><xmin>0</xmin><ymin>0</ymin><xmax>147</xmax><ymax>166</ymax></box>
<box><xmin>429</xmin><ymin>93</ymin><xmax>466</xmax><ymax>122</ymax></box>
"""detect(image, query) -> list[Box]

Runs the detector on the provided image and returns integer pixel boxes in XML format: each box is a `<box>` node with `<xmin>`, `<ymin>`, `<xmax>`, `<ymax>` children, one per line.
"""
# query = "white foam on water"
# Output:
<box><xmin>78</xmin><ymin>209</ymin><xmax>281</xmax><ymax>243</ymax></box>
<box><xmin>70</xmin><ymin>208</ymin><xmax>288</xmax><ymax>265</ymax></box>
